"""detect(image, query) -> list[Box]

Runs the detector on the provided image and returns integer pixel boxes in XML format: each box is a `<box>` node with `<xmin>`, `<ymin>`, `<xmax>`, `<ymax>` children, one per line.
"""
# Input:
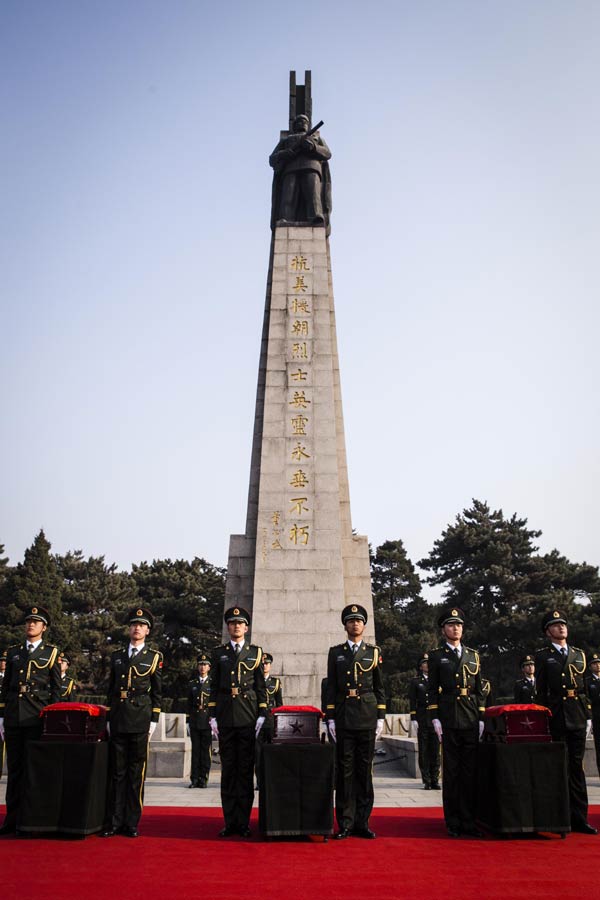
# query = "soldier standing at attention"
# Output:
<box><xmin>535</xmin><ymin>609</ymin><xmax>596</xmax><ymax>834</ymax></box>
<box><xmin>101</xmin><ymin>607</ymin><xmax>162</xmax><ymax>838</ymax></box>
<box><xmin>0</xmin><ymin>651</ymin><xmax>6</xmax><ymax>779</ymax></box>
<box><xmin>513</xmin><ymin>655</ymin><xmax>536</xmax><ymax>703</ymax></box>
<box><xmin>186</xmin><ymin>651</ymin><xmax>213</xmax><ymax>788</ymax></box>
<box><xmin>585</xmin><ymin>651</ymin><xmax>600</xmax><ymax>778</ymax></box>
<box><xmin>427</xmin><ymin>606</ymin><xmax>484</xmax><ymax>838</ymax></box>
<box><xmin>408</xmin><ymin>654</ymin><xmax>440</xmax><ymax>790</ymax></box>
<box><xmin>58</xmin><ymin>651</ymin><xmax>76</xmax><ymax>701</ymax></box>
<box><xmin>0</xmin><ymin>606</ymin><xmax>61</xmax><ymax>836</ymax></box>
<box><xmin>326</xmin><ymin>603</ymin><xmax>386</xmax><ymax>840</ymax></box>
<box><xmin>255</xmin><ymin>652</ymin><xmax>283</xmax><ymax>789</ymax></box>
<box><xmin>208</xmin><ymin>606</ymin><xmax>268</xmax><ymax>837</ymax></box>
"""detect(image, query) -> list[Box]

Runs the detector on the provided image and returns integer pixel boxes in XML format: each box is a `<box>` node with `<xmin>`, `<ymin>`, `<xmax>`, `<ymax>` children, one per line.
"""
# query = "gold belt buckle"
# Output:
<box><xmin>459</xmin><ymin>688</ymin><xmax>468</xmax><ymax>696</ymax></box>
<box><xmin>19</xmin><ymin>685</ymin><xmax>28</xmax><ymax>694</ymax></box>
<box><xmin>567</xmin><ymin>689</ymin><xmax>576</xmax><ymax>698</ymax></box>
<box><xmin>347</xmin><ymin>689</ymin><xmax>359</xmax><ymax>699</ymax></box>
<box><xmin>120</xmin><ymin>690</ymin><xmax>128</xmax><ymax>699</ymax></box>
<box><xmin>231</xmin><ymin>687</ymin><xmax>239</xmax><ymax>697</ymax></box>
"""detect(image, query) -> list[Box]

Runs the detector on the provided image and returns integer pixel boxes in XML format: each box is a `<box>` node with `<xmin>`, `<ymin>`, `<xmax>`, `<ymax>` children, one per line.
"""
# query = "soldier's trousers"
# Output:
<box><xmin>592</xmin><ymin>716</ymin><xmax>600</xmax><ymax>778</ymax></box>
<box><xmin>335</xmin><ymin>726</ymin><xmax>375</xmax><ymax>831</ymax></box>
<box><xmin>190</xmin><ymin>727</ymin><xmax>212</xmax><ymax>784</ymax></box>
<box><xmin>550</xmin><ymin>722</ymin><xmax>588</xmax><ymax>828</ymax></box>
<box><xmin>106</xmin><ymin>731</ymin><xmax>149</xmax><ymax>830</ymax></box>
<box><xmin>219</xmin><ymin>725</ymin><xmax>255</xmax><ymax>830</ymax></box>
<box><xmin>417</xmin><ymin>724</ymin><xmax>440</xmax><ymax>785</ymax></box>
<box><xmin>280</xmin><ymin>171</ymin><xmax>324</xmax><ymax>222</ymax></box>
<box><xmin>441</xmin><ymin>726</ymin><xmax>478</xmax><ymax>831</ymax></box>
<box><xmin>2</xmin><ymin>723</ymin><xmax>42</xmax><ymax>827</ymax></box>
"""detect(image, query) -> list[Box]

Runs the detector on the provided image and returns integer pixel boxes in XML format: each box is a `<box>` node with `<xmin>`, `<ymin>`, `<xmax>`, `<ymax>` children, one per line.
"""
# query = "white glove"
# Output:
<box><xmin>106</xmin><ymin>721</ymin><xmax>111</xmax><ymax>738</ymax></box>
<box><xmin>0</xmin><ymin>717</ymin><xmax>4</xmax><ymax>741</ymax></box>
<box><xmin>412</xmin><ymin>720</ymin><xmax>419</xmax><ymax>736</ymax></box>
<box><xmin>327</xmin><ymin>720</ymin><xmax>336</xmax><ymax>742</ymax></box>
<box><xmin>255</xmin><ymin>716</ymin><xmax>266</xmax><ymax>736</ymax></box>
<box><xmin>586</xmin><ymin>719</ymin><xmax>593</xmax><ymax>739</ymax></box>
<box><xmin>432</xmin><ymin>718</ymin><xmax>443</xmax><ymax>741</ymax></box>
<box><xmin>478</xmin><ymin>721</ymin><xmax>485</xmax><ymax>740</ymax></box>
<box><xmin>375</xmin><ymin>719</ymin><xmax>384</xmax><ymax>739</ymax></box>
<box><xmin>186</xmin><ymin>724</ymin><xmax>190</xmax><ymax>737</ymax></box>
<box><xmin>209</xmin><ymin>717</ymin><xmax>219</xmax><ymax>739</ymax></box>
<box><xmin>149</xmin><ymin>721</ymin><xmax>157</xmax><ymax>739</ymax></box>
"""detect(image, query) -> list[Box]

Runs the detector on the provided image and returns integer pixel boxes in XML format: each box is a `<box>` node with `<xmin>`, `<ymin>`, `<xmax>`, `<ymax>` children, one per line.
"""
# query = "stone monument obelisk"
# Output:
<box><xmin>225</xmin><ymin>71</ymin><xmax>373</xmax><ymax>705</ymax></box>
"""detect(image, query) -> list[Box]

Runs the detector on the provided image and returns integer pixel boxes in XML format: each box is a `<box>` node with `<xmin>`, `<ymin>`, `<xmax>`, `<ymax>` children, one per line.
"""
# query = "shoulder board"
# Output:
<box><xmin>571</xmin><ymin>645</ymin><xmax>583</xmax><ymax>653</ymax></box>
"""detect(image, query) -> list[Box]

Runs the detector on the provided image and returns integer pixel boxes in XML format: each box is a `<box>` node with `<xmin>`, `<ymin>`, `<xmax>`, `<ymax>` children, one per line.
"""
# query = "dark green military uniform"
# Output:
<box><xmin>326</xmin><ymin>604</ymin><xmax>386</xmax><ymax>837</ymax></box>
<box><xmin>0</xmin><ymin>651</ymin><xmax>6</xmax><ymax>779</ymax></box>
<box><xmin>585</xmin><ymin>652</ymin><xmax>600</xmax><ymax>778</ymax></box>
<box><xmin>255</xmin><ymin>653</ymin><xmax>283</xmax><ymax>789</ymax></box>
<box><xmin>0</xmin><ymin>607</ymin><xmax>61</xmax><ymax>834</ymax></box>
<box><xmin>186</xmin><ymin>652</ymin><xmax>212</xmax><ymax>788</ymax></box>
<box><xmin>59</xmin><ymin>676</ymin><xmax>76</xmax><ymax>700</ymax></box>
<box><xmin>513</xmin><ymin>654</ymin><xmax>536</xmax><ymax>704</ymax></box>
<box><xmin>208</xmin><ymin>606</ymin><xmax>267</xmax><ymax>836</ymax></box>
<box><xmin>535</xmin><ymin>609</ymin><xmax>593</xmax><ymax>833</ymax></box>
<box><xmin>408</xmin><ymin>655</ymin><xmax>440</xmax><ymax>789</ymax></box>
<box><xmin>103</xmin><ymin>608</ymin><xmax>162</xmax><ymax>836</ymax></box>
<box><xmin>427</xmin><ymin>606</ymin><xmax>484</xmax><ymax>836</ymax></box>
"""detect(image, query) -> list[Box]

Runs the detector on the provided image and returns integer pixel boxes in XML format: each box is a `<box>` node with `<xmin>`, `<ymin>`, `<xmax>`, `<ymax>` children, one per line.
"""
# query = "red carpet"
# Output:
<box><xmin>3</xmin><ymin>806</ymin><xmax>600</xmax><ymax>900</ymax></box>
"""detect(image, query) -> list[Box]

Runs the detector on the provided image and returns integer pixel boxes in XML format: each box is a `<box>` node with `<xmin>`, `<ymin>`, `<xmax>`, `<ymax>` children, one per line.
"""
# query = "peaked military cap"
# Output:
<box><xmin>1</xmin><ymin>649</ymin><xmax>7</xmax><ymax>661</ymax></box>
<box><xmin>196</xmin><ymin>651</ymin><xmax>211</xmax><ymax>664</ymax></box>
<box><xmin>59</xmin><ymin>650</ymin><xmax>72</xmax><ymax>665</ymax></box>
<box><xmin>128</xmin><ymin>607</ymin><xmax>154</xmax><ymax>630</ymax></box>
<box><xmin>224</xmin><ymin>606</ymin><xmax>250</xmax><ymax>625</ymax></box>
<box><xmin>520</xmin><ymin>654</ymin><xmax>535</xmax><ymax>668</ymax></box>
<box><xmin>23</xmin><ymin>605</ymin><xmax>51</xmax><ymax>626</ymax></box>
<box><xmin>262</xmin><ymin>652</ymin><xmax>273</xmax><ymax>664</ymax></box>
<box><xmin>589</xmin><ymin>652</ymin><xmax>600</xmax><ymax>663</ymax></box>
<box><xmin>417</xmin><ymin>653</ymin><xmax>429</xmax><ymax>670</ymax></box>
<box><xmin>341</xmin><ymin>603</ymin><xmax>368</xmax><ymax>624</ymax></box>
<box><xmin>541</xmin><ymin>609</ymin><xmax>567</xmax><ymax>631</ymax></box>
<box><xmin>437</xmin><ymin>606</ymin><xmax>465</xmax><ymax>628</ymax></box>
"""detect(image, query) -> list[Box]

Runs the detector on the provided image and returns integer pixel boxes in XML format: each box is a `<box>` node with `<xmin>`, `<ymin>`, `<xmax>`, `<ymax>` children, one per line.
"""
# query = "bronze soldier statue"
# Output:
<box><xmin>270</xmin><ymin>114</ymin><xmax>332</xmax><ymax>229</ymax></box>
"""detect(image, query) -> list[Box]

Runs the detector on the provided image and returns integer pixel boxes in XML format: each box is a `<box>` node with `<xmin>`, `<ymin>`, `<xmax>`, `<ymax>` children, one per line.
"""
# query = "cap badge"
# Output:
<box><xmin>351</xmin><ymin>605</ymin><xmax>357</xmax><ymax>612</ymax></box>
<box><xmin>137</xmin><ymin>609</ymin><xmax>143</xmax><ymax>617</ymax></box>
<box><xmin>233</xmin><ymin>608</ymin><xmax>240</xmax><ymax>615</ymax></box>
<box><xmin>553</xmin><ymin>611</ymin><xmax>560</xmax><ymax>618</ymax></box>
<box><xmin>451</xmin><ymin>609</ymin><xmax>458</xmax><ymax>617</ymax></box>
<box><xmin>32</xmin><ymin>607</ymin><xmax>38</xmax><ymax>614</ymax></box>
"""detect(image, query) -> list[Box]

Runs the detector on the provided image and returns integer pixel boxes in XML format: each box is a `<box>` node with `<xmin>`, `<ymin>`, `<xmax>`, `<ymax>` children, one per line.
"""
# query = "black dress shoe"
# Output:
<box><xmin>100</xmin><ymin>828</ymin><xmax>117</xmax><ymax>837</ymax></box>
<box><xmin>123</xmin><ymin>827</ymin><xmax>138</xmax><ymax>838</ymax></box>
<box><xmin>335</xmin><ymin>829</ymin><xmax>352</xmax><ymax>839</ymax></box>
<box><xmin>238</xmin><ymin>827</ymin><xmax>251</xmax><ymax>837</ymax></box>
<box><xmin>189</xmin><ymin>781</ymin><xmax>198</xmax><ymax>789</ymax></box>
<box><xmin>447</xmin><ymin>828</ymin><xmax>461</xmax><ymax>838</ymax></box>
<box><xmin>353</xmin><ymin>828</ymin><xmax>376</xmax><ymax>839</ymax></box>
<box><xmin>219</xmin><ymin>826</ymin><xmax>237</xmax><ymax>837</ymax></box>
<box><xmin>573</xmin><ymin>823</ymin><xmax>598</xmax><ymax>834</ymax></box>
<box><xmin>0</xmin><ymin>824</ymin><xmax>16</xmax><ymax>836</ymax></box>
<box><xmin>431</xmin><ymin>783</ymin><xmax>441</xmax><ymax>790</ymax></box>
<box><xmin>423</xmin><ymin>783</ymin><xmax>431</xmax><ymax>790</ymax></box>
<box><xmin>198</xmin><ymin>780</ymin><xmax>207</xmax><ymax>789</ymax></box>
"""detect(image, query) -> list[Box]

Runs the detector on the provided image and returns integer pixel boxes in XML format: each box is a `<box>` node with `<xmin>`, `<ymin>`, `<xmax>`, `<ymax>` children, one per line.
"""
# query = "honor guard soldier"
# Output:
<box><xmin>0</xmin><ymin>606</ymin><xmax>61</xmax><ymax>835</ymax></box>
<box><xmin>101</xmin><ymin>607</ymin><xmax>162</xmax><ymax>838</ymax></box>
<box><xmin>535</xmin><ymin>610</ymin><xmax>596</xmax><ymax>834</ymax></box>
<box><xmin>427</xmin><ymin>606</ymin><xmax>484</xmax><ymax>838</ymax></box>
<box><xmin>208</xmin><ymin>606</ymin><xmax>268</xmax><ymax>837</ymax></box>
<box><xmin>255</xmin><ymin>652</ymin><xmax>283</xmax><ymax>788</ymax></box>
<box><xmin>58</xmin><ymin>651</ymin><xmax>76</xmax><ymax>701</ymax></box>
<box><xmin>326</xmin><ymin>603</ymin><xmax>386</xmax><ymax>840</ymax></box>
<box><xmin>585</xmin><ymin>652</ymin><xmax>600</xmax><ymax>778</ymax></box>
<box><xmin>408</xmin><ymin>654</ymin><xmax>440</xmax><ymax>790</ymax></box>
<box><xmin>481</xmin><ymin>678</ymin><xmax>494</xmax><ymax>708</ymax></box>
<box><xmin>0</xmin><ymin>651</ymin><xmax>5</xmax><ymax>779</ymax></box>
<box><xmin>186</xmin><ymin>651</ymin><xmax>213</xmax><ymax>788</ymax></box>
<box><xmin>514</xmin><ymin>655</ymin><xmax>536</xmax><ymax>703</ymax></box>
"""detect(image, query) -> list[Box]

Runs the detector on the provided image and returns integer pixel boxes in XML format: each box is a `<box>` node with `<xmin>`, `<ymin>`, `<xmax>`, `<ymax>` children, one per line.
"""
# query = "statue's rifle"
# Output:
<box><xmin>288</xmin><ymin>120</ymin><xmax>324</xmax><ymax>153</ymax></box>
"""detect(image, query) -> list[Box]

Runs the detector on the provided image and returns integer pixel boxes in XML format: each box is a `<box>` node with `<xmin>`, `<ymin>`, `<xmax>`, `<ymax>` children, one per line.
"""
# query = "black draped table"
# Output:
<box><xmin>477</xmin><ymin>742</ymin><xmax>570</xmax><ymax>835</ymax></box>
<box><xmin>19</xmin><ymin>741</ymin><xmax>108</xmax><ymax>835</ymax></box>
<box><xmin>259</xmin><ymin>743</ymin><xmax>335</xmax><ymax>837</ymax></box>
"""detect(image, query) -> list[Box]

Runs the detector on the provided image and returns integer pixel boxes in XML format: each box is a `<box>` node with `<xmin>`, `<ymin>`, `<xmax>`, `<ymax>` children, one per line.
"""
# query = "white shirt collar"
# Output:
<box><xmin>347</xmin><ymin>639</ymin><xmax>362</xmax><ymax>650</ymax></box>
<box><xmin>447</xmin><ymin>642</ymin><xmax>462</xmax><ymax>656</ymax></box>
<box><xmin>231</xmin><ymin>639</ymin><xmax>245</xmax><ymax>652</ymax></box>
<box><xmin>129</xmin><ymin>643</ymin><xmax>145</xmax><ymax>657</ymax></box>
<box><xmin>552</xmin><ymin>642</ymin><xmax>568</xmax><ymax>654</ymax></box>
<box><xmin>27</xmin><ymin>638</ymin><xmax>42</xmax><ymax>651</ymax></box>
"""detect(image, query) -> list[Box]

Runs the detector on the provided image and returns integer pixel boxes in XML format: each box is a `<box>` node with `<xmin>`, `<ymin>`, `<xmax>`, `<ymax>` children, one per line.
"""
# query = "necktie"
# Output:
<box><xmin>561</xmin><ymin>647</ymin><xmax>567</xmax><ymax>657</ymax></box>
<box><xmin>131</xmin><ymin>648</ymin><xmax>138</xmax><ymax>659</ymax></box>
<box><xmin>234</xmin><ymin>644</ymin><xmax>240</xmax><ymax>655</ymax></box>
<box><xmin>27</xmin><ymin>643</ymin><xmax>34</xmax><ymax>654</ymax></box>
<box><xmin>453</xmin><ymin>647</ymin><xmax>460</xmax><ymax>659</ymax></box>
<box><xmin>352</xmin><ymin>644</ymin><xmax>358</xmax><ymax>654</ymax></box>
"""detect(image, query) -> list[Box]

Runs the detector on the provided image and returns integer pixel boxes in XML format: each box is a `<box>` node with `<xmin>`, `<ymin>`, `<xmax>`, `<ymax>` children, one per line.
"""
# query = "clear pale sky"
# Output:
<box><xmin>2</xmin><ymin>1</ymin><xmax>599</xmax><ymax>595</ymax></box>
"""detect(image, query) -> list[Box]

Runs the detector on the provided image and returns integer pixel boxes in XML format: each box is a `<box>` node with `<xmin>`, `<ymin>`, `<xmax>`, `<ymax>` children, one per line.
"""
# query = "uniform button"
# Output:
<box><xmin>347</xmin><ymin>671</ymin><xmax>351</xmax><ymax>675</ymax></box>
